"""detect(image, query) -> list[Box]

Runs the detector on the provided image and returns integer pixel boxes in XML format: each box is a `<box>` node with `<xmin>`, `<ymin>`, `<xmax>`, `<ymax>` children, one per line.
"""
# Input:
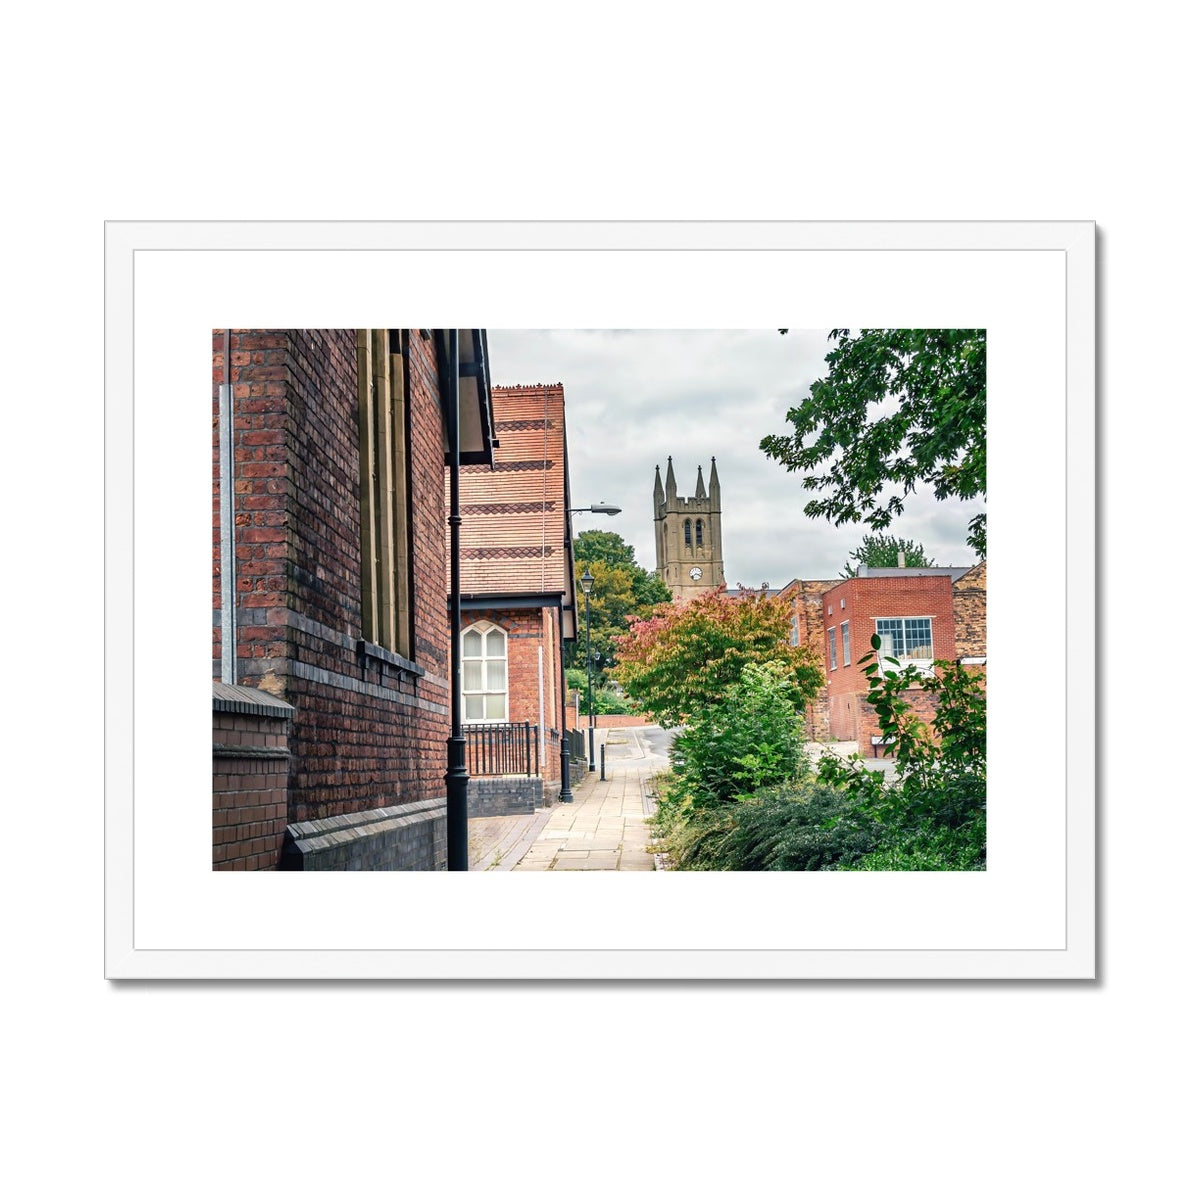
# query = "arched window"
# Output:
<box><xmin>462</xmin><ymin>621</ymin><xmax>508</xmax><ymax>722</ymax></box>
<box><xmin>684</xmin><ymin>518</ymin><xmax>692</xmax><ymax>547</ymax></box>
<box><xmin>695</xmin><ymin>519</ymin><xmax>704</xmax><ymax>547</ymax></box>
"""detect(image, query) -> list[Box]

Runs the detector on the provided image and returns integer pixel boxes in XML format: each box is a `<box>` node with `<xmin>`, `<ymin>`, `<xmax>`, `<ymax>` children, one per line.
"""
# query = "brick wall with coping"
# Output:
<box><xmin>213</xmin><ymin>330</ymin><xmax>452</xmax><ymax>866</ymax></box>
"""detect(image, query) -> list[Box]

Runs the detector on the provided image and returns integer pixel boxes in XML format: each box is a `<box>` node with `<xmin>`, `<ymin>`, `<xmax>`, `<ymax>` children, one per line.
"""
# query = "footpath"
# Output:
<box><xmin>467</xmin><ymin>726</ymin><xmax>665</xmax><ymax>871</ymax></box>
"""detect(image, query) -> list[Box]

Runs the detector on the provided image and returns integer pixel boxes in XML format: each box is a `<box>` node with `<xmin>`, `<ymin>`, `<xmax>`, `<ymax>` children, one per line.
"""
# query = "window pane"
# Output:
<box><xmin>486</xmin><ymin>661</ymin><xmax>506</xmax><ymax>691</ymax></box>
<box><xmin>486</xmin><ymin>629</ymin><xmax>505</xmax><ymax>657</ymax></box>
<box><xmin>842</xmin><ymin>622</ymin><xmax>850</xmax><ymax>667</ymax></box>
<box><xmin>464</xmin><ymin>629</ymin><xmax>482</xmax><ymax>656</ymax></box>
<box><xmin>485</xmin><ymin>694</ymin><xmax>506</xmax><ymax>719</ymax></box>
<box><xmin>464</xmin><ymin>661</ymin><xmax>482</xmax><ymax>691</ymax></box>
<box><xmin>465</xmin><ymin>695</ymin><xmax>484</xmax><ymax>720</ymax></box>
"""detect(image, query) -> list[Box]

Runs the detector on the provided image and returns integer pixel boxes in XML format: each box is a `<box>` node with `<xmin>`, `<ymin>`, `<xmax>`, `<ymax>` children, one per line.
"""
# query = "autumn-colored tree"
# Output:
<box><xmin>613</xmin><ymin>587</ymin><xmax>823</xmax><ymax>727</ymax></box>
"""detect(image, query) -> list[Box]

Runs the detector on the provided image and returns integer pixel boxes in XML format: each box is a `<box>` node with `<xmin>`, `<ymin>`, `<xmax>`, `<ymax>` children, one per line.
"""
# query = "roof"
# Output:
<box><xmin>856</xmin><ymin>566</ymin><xmax>976</xmax><ymax>582</ymax></box>
<box><xmin>450</xmin><ymin>384</ymin><xmax>573</xmax><ymax>603</ymax></box>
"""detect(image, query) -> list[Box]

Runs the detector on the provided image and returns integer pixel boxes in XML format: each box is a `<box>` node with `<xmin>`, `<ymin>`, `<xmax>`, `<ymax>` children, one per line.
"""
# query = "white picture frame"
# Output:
<box><xmin>104</xmin><ymin>220</ymin><xmax>1095</xmax><ymax>980</ymax></box>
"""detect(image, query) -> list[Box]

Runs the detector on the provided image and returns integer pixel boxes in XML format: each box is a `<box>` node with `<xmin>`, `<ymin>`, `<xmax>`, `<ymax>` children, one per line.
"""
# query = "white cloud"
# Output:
<box><xmin>486</xmin><ymin>329</ymin><xmax>983</xmax><ymax>585</ymax></box>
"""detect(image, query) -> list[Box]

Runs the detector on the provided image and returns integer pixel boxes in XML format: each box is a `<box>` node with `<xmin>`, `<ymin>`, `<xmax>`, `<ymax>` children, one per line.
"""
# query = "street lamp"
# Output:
<box><xmin>580</xmin><ymin>567</ymin><xmax>597</xmax><ymax>771</ymax></box>
<box><xmin>570</xmin><ymin>503</ymin><xmax>622</xmax><ymax>516</ymax></box>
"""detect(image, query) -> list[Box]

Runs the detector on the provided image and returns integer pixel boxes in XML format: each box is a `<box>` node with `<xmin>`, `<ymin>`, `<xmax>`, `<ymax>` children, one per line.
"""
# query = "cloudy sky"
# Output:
<box><xmin>484</xmin><ymin>329</ymin><xmax>983</xmax><ymax>586</ymax></box>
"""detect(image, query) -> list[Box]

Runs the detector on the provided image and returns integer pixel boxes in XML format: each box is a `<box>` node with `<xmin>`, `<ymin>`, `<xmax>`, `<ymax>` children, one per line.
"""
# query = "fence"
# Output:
<box><xmin>565</xmin><ymin>728</ymin><xmax>586</xmax><ymax>767</ymax></box>
<box><xmin>465</xmin><ymin>722</ymin><xmax>537</xmax><ymax>777</ymax></box>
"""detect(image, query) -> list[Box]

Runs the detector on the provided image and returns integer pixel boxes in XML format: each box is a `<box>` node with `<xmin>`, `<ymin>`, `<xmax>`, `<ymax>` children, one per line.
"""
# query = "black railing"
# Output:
<box><xmin>465</xmin><ymin>722</ymin><xmax>537</xmax><ymax>776</ymax></box>
<box><xmin>565</xmin><ymin>728</ymin><xmax>586</xmax><ymax>765</ymax></box>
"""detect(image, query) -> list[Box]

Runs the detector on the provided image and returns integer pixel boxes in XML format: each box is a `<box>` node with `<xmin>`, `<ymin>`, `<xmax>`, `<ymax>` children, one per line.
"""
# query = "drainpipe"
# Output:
<box><xmin>444</xmin><ymin>330</ymin><xmax>469</xmax><ymax>870</ymax></box>
<box><xmin>218</xmin><ymin>329</ymin><xmax>237</xmax><ymax>684</ymax></box>
<box><xmin>559</xmin><ymin>597</ymin><xmax>574</xmax><ymax>803</ymax></box>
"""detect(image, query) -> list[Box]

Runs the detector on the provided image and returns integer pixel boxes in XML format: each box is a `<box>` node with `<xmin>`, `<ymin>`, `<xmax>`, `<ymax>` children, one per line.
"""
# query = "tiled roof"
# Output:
<box><xmin>448</xmin><ymin>385</ymin><xmax>570</xmax><ymax>598</ymax></box>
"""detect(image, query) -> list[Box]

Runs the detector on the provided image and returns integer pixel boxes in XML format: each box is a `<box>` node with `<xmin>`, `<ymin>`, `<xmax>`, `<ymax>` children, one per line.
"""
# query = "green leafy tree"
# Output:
<box><xmin>569</xmin><ymin>530</ymin><xmax>671</xmax><ymax>679</ymax></box>
<box><xmin>763</xmin><ymin>329</ymin><xmax>986</xmax><ymax>557</ymax></box>
<box><xmin>613</xmin><ymin>587</ymin><xmax>823</xmax><ymax>727</ymax></box>
<box><xmin>840</xmin><ymin>533</ymin><xmax>937</xmax><ymax>579</ymax></box>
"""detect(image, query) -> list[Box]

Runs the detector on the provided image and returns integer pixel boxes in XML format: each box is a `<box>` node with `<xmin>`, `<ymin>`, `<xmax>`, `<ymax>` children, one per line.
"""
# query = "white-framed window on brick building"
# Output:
<box><xmin>463</xmin><ymin>621</ymin><xmax>508</xmax><ymax>722</ymax></box>
<box><xmin>841</xmin><ymin>621</ymin><xmax>851</xmax><ymax>667</ymax></box>
<box><xmin>828</xmin><ymin>627</ymin><xmax>838</xmax><ymax>671</ymax></box>
<box><xmin>874</xmin><ymin>617</ymin><xmax>934</xmax><ymax>674</ymax></box>
<box><xmin>357</xmin><ymin>328</ymin><xmax>412</xmax><ymax>658</ymax></box>
<box><xmin>790</xmin><ymin>614</ymin><xmax>800</xmax><ymax>647</ymax></box>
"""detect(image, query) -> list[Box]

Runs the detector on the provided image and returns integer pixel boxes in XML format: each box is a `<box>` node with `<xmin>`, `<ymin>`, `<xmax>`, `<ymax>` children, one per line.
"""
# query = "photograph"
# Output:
<box><xmin>213</xmin><ymin>327</ymin><xmax>987</xmax><ymax>875</ymax></box>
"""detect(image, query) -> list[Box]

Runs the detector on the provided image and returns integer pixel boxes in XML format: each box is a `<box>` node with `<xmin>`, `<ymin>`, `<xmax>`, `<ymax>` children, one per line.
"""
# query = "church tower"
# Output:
<box><xmin>653</xmin><ymin>456</ymin><xmax>726</xmax><ymax>602</ymax></box>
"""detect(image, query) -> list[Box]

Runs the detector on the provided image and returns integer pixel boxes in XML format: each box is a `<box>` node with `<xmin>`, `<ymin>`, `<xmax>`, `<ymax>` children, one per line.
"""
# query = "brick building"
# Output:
<box><xmin>212</xmin><ymin>328</ymin><xmax>495</xmax><ymax>870</ymax></box>
<box><xmin>451</xmin><ymin>384</ymin><xmax>580</xmax><ymax>813</ymax></box>
<box><xmin>778</xmin><ymin>565</ymin><xmax>985</xmax><ymax>756</ymax></box>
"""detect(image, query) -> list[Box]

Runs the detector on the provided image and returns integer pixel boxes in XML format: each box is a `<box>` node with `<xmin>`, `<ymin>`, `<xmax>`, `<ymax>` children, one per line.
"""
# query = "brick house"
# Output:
<box><xmin>212</xmin><ymin>328</ymin><xmax>495</xmax><ymax>870</ymax></box>
<box><xmin>451</xmin><ymin>384</ymin><xmax>580</xmax><ymax>814</ymax></box>
<box><xmin>778</xmin><ymin>565</ymin><xmax>985</xmax><ymax>756</ymax></box>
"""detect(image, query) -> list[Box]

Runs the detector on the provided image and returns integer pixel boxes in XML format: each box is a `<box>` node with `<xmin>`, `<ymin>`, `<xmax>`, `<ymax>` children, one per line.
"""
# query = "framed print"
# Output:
<box><xmin>104</xmin><ymin>220</ymin><xmax>1095</xmax><ymax>979</ymax></box>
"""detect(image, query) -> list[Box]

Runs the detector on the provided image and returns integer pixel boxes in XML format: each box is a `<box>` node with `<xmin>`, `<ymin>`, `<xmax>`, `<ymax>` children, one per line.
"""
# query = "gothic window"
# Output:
<box><xmin>684</xmin><ymin>518</ymin><xmax>692</xmax><ymax>547</ymax></box>
<box><xmin>462</xmin><ymin>621</ymin><xmax>508</xmax><ymax>721</ymax></box>
<box><xmin>696</xmin><ymin>519</ymin><xmax>704</xmax><ymax>547</ymax></box>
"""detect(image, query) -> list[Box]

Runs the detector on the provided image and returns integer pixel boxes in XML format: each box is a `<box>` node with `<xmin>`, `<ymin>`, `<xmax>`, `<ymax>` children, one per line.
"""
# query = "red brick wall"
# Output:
<box><xmin>819</xmin><ymin>575</ymin><xmax>956</xmax><ymax>754</ymax></box>
<box><xmin>458</xmin><ymin>605</ymin><xmax>565</xmax><ymax>783</ymax></box>
<box><xmin>212</xmin><ymin>711</ymin><xmax>290</xmax><ymax>870</ymax></box>
<box><xmin>213</xmin><ymin>329</ymin><xmax>453</xmax><ymax>836</ymax></box>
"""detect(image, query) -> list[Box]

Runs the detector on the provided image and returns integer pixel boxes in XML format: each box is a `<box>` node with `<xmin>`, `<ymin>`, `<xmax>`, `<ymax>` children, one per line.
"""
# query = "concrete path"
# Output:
<box><xmin>467</xmin><ymin>725</ymin><xmax>669</xmax><ymax>871</ymax></box>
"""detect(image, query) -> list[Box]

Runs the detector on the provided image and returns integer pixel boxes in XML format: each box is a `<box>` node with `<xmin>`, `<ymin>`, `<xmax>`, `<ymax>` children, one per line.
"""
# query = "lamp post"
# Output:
<box><xmin>560</xmin><ymin>505</ymin><xmax>621</xmax><ymax>797</ymax></box>
<box><xmin>580</xmin><ymin>567</ymin><xmax>596</xmax><ymax>771</ymax></box>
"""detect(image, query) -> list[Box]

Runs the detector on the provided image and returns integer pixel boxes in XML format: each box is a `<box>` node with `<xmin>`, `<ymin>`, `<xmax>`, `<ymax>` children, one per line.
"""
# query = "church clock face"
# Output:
<box><xmin>689</xmin><ymin>567</ymin><xmax>703</xmax><ymax>581</ymax></box>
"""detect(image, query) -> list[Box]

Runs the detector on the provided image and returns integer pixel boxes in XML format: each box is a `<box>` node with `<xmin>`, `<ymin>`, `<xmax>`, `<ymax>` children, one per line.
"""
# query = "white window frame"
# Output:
<box><xmin>841</xmin><ymin>620</ymin><xmax>850</xmax><ymax>668</ymax></box>
<box><xmin>828</xmin><ymin>627</ymin><xmax>838</xmax><ymax>671</ymax></box>
<box><xmin>874</xmin><ymin>616</ymin><xmax>935</xmax><ymax>675</ymax></box>
<box><xmin>462</xmin><ymin>620</ymin><xmax>509</xmax><ymax>723</ymax></box>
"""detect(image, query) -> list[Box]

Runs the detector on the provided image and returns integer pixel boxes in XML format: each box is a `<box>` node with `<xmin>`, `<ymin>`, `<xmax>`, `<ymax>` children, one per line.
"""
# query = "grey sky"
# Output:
<box><xmin>485</xmin><ymin>329</ymin><xmax>983</xmax><ymax>586</ymax></box>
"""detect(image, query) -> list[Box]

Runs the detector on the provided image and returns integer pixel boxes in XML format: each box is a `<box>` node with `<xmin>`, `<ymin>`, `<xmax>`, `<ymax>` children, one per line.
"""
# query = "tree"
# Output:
<box><xmin>763</xmin><ymin>329</ymin><xmax>986</xmax><ymax>557</ymax></box>
<box><xmin>613</xmin><ymin>587</ymin><xmax>823</xmax><ymax>727</ymax></box>
<box><xmin>840</xmin><ymin>532</ymin><xmax>937</xmax><ymax>579</ymax></box>
<box><xmin>568</xmin><ymin>530</ymin><xmax>671</xmax><ymax>678</ymax></box>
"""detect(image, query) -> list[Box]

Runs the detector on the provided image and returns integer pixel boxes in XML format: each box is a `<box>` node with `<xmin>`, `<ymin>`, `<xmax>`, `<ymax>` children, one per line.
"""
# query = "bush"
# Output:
<box><xmin>669</xmin><ymin>661</ymin><xmax>807</xmax><ymax>807</ymax></box>
<box><xmin>656</xmin><ymin>780</ymin><xmax>878</xmax><ymax>871</ymax></box>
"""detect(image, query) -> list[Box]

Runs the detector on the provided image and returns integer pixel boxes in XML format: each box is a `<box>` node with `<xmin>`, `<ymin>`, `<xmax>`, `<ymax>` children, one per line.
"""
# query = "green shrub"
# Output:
<box><xmin>658</xmin><ymin>779</ymin><xmax>878</xmax><ymax>871</ymax></box>
<box><xmin>670</xmin><ymin>661</ymin><xmax>807</xmax><ymax>807</ymax></box>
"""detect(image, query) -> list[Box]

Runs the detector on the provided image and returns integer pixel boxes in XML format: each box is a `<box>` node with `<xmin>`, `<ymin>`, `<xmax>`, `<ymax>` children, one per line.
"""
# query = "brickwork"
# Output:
<box><xmin>282</xmin><ymin>798</ymin><xmax>446</xmax><ymax>870</ymax></box>
<box><xmin>467</xmin><ymin>776</ymin><xmax>544</xmax><ymax>817</ymax></box>
<box><xmin>213</xmin><ymin>330</ymin><xmax>455</xmax><ymax>867</ymax></box>
<box><xmin>212</xmin><ymin>709</ymin><xmax>291</xmax><ymax>870</ymax></box>
<box><xmin>953</xmin><ymin>562</ymin><xmax>988</xmax><ymax>659</ymax></box>
<box><xmin>820</xmin><ymin>574</ymin><xmax>957</xmax><ymax>755</ymax></box>
<box><xmin>459</xmin><ymin>606</ymin><xmax>564</xmax><ymax>784</ymax></box>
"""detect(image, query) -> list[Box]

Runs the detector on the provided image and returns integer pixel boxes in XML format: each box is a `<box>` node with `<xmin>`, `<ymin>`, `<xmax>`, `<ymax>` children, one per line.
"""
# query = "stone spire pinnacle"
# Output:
<box><xmin>653</xmin><ymin>463</ymin><xmax>665</xmax><ymax>507</ymax></box>
<box><xmin>694</xmin><ymin>464</ymin><xmax>707</xmax><ymax>500</ymax></box>
<box><xmin>664</xmin><ymin>455</ymin><xmax>677</xmax><ymax>502</ymax></box>
<box><xmin>708</xmin><ymin>456</ymin><xmax>721</xmax><ymax>505</ymax></box>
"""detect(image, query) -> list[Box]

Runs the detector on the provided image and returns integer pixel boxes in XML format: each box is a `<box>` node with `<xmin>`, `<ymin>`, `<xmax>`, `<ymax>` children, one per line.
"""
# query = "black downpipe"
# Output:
<box><xmin>444</xmin><ymin>330</ymin><xmax>469</xmax><ymax>870</ymax></box>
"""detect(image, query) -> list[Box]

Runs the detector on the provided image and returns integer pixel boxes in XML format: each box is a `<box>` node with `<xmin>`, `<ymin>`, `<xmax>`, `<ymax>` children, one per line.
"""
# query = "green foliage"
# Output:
<box><xmin>614</xmin><ymin>587</ymin><xmax>823</xmax><ymax>727</ymax></box>
<box><xmin>763</xmin><ymin>329</ymin><xmax>987</xmax><ymax>557</ymax></box>
<box><xmin>656</xmin><ymin>781</ymin><xmax>877</xmax><ymax>871</ymax></box>
<box><xmin>830</xmin><ymin>633</ymin><xmax>988</xmax><ymax>870</ymax></box>
<box><xmin>671</xmin><ymin>662</ymin><xmax>807</xmax><ymax>806</ymax></box>
<box><xmin>840</xmin><ymin>533</ymin><xmax>937</xmax><ymax>579</ymax></box>
<box><xmin>569</xmin><ymin>530</ymin><xmax>671</xmax><ymax>680</ymax></box>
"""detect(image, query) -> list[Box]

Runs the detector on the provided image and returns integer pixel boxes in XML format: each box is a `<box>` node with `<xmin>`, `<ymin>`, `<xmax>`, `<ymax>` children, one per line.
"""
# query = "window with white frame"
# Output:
<box><xmin>841</xmin><ymin>621</ymin><xmax>850</xmax><ymax>667</ymax></box>
<box><xmin>828</xmin><ymin>627</ymin><xmax>838</xmax><ymax>670</ymax></box>
<box><xmin>462</xmin><ymin>622</ymin><xmax>508</xmax><ymax>721</ymax></box>
<box><xmin>874</xmin><ymin>617</ymin><xmax>934</xmax><ymax>673</ymax></box>
<box><xmin>790</xmin><ymin>614</ymin><xmax>800</xmax><ymax>647</ymax></box>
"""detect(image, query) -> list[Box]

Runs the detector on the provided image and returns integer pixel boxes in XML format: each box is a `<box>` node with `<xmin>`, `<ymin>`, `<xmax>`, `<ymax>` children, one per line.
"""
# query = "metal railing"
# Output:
<box><xmin>465</xmin><ymin>722</ymin><xmax>537</xmax><ymax>776</ymax></box>
<box><xmin>565</xmin><ymin>728</ymin><xmax>586</xmax><ymax>765</ymax></box>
